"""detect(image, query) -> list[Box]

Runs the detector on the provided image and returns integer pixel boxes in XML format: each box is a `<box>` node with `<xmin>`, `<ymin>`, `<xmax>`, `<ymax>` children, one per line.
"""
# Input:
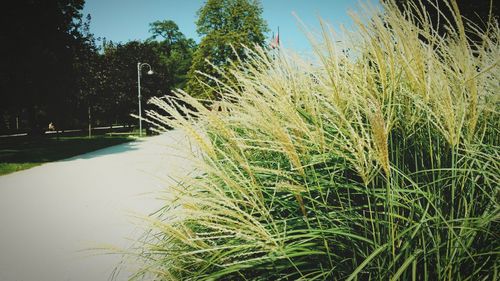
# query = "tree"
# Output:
<box><xmin>0</xmin><ymin>1</ymin><xmax>197</xmax><ymax>134</ymax></box>
<box><xmin>98</xmin><ymin>41</ymin><xmax>165</xmax><ymax>126</ymax></box>
<box><xmin>149</xmin><ymin>20</ymin><xmax>184</xmax><ymax>51</ymax></box>
<box><xmin>0</xmin><ymin>0</ymin><xmax>86</xmax><ymax>134</ymax></box>
<box><xmin>186</xmin><ymin>0</ymin><xmax>268</xmax><ymax>99</ymax></box>
<box><xmin>148</xmin><ymin>20</ymin><xmax>197</xmax><ymax>89</ymax></box>
<box><xmin>96</xmin><ymin>21</ymin><xmax>196</xmax><ymax>127</ymax></box>
<box><xmin>72</xmin><ymin>14</ymin><xmax>103</xmax><ymax>135</ymax></box>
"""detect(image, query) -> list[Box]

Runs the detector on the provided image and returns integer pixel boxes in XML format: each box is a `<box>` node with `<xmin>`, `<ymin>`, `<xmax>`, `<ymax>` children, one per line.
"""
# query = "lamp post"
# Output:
<box><xmin>137</xmin><ymin>62</ymin><xmax>153</xmax><ymax>136</ymax></box>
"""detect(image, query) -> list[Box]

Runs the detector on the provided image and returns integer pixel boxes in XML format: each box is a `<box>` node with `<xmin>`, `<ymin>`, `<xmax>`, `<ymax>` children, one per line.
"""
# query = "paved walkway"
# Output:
<box><xmin>0</xmin><ymin>130</ymin><xmax>196</xmax><ymax>281</ymax></box>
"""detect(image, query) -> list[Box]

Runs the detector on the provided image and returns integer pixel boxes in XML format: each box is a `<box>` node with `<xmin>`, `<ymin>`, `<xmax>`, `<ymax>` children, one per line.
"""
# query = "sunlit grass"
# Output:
<box><xmin>0</xmin><ymin>163</ymin><xmax>41</xmax><ymax>175</ymax></box>
<box><xmin>132</xmin><ymin>0</ymin><xmax>499</xmax><ymax>280</ymax></box>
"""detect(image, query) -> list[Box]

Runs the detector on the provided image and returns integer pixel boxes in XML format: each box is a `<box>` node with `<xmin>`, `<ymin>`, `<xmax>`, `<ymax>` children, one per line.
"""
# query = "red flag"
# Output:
<box><xmin>270</xmin><ymin>28</ymin><xmax>280</xmax><ymax>49</ymax></box>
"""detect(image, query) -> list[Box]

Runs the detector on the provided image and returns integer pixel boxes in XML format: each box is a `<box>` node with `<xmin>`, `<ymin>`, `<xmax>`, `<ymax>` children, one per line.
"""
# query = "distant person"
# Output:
<box><xmin>48</xmin><ymin>122</ymin><xmax>55</xmax><ymax>131</ymax></box>
<box><xmin>48</xmin><ymin>122</ymin><xmax>59</xmax><ymax>139</ymax></box>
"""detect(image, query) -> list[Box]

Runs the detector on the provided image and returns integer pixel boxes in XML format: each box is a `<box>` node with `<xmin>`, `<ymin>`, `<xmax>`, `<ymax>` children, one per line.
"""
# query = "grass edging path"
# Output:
<box><xmin>0</xmin><ymin>135</ymin><xmax>134</xmax><ymax>176</ymax></box>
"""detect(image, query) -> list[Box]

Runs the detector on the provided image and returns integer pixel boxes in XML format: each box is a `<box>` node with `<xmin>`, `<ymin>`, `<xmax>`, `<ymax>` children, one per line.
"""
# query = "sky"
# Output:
<box><xmin>82</xmin><ymin>0</ymin><xmax>373</xmax><ymax>54</ymax></box>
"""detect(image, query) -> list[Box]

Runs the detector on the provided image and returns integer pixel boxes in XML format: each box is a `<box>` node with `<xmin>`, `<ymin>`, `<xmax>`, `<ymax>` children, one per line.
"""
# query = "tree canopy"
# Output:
<box><xmin>0</xmin><ymin>2</ymin><xmax>196</xmax><ymax>134</ymax></box>
<box><xmin>0</xmin><ymin>0</ymin><xmax>86</xmax><ymax>133</ymax></box>
<box><xmin>149</xmin><ymin>20</ymin><xmax>184</xmax><ymax>46</ymax></box>
<box><xmin>0</xmin><ymin>0</ymin><xmax>269</xmax><ymax>134</ymax></box>
<box><xmin>149</xmin><ymin>20</ymin><xmax>197</xmax><ymax>89</ymax></box>
<box><xmin>186</xmin><ymin>0</ymin><xmax>268</xmax><ymax>99</ymax></box>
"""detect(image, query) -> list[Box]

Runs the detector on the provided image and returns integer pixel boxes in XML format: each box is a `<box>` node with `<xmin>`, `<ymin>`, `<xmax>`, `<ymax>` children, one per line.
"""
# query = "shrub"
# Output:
<box><xmin>132</xmin><ymin>0</ymin><xmax>499</xmax><ymax>280</ymax></box>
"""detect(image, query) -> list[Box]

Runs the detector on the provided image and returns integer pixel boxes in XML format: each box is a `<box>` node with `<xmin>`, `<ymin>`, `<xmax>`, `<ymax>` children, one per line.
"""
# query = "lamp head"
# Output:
<box><xmin>147</xmin><ymin>70</ymin><xmax>154</xmax><ymax>75</ymax></box>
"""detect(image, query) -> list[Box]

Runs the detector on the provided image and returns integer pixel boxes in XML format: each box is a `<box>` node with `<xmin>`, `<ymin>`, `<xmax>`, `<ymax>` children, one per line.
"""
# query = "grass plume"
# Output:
<box><xmin>130</xmin><ymin>0</ymin><xmax>499</xmax><ymax>280</ymax></box>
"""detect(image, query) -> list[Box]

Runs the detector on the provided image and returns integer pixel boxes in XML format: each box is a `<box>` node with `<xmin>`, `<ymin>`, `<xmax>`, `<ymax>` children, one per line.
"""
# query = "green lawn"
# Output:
<box><xmin>0</xmin><ymin>135</ymin><xmax>133</xmax><ymax>176</ymax></box>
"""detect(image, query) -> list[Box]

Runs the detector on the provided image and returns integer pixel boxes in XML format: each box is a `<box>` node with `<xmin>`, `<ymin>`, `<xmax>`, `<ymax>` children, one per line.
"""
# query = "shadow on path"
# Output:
<box><xmin>61</xmin><ymin>140</ymin><xmax>142</xmax><ymax>161</ymax></box>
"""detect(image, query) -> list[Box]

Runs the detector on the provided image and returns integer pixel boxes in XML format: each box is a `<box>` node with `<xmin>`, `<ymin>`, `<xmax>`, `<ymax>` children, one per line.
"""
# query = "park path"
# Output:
<box><xmin>0</xmin><ymin>130</ymin><xmax>196</xmax><ymax>281</ymax></box>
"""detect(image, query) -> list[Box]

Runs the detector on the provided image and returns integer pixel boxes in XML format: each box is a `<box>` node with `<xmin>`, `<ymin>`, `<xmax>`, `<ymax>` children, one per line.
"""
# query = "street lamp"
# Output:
<box><xmin>137</xmin><ymin>62</ymin><xmax>154</xmax><ymax>136</ymax></box>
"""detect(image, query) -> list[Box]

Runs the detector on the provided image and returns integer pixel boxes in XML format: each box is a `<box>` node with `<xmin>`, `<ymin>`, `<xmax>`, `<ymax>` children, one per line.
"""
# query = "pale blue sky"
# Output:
<box><xmin>82</xmin><ymin>0</ymin><xmax>374</xmax><ymax>53</ymax></box>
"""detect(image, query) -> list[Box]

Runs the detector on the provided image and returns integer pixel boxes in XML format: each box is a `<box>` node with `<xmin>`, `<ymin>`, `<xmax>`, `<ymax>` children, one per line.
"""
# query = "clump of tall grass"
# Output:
<box><xmin>133</xmin><ymin>0</ymin><xmax>499</xmax><ymax>280</ymax></box>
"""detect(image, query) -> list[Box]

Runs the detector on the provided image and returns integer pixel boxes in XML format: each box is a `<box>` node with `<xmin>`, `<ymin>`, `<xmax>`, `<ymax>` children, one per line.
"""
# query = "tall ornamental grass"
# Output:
<box><xmin>133</xmin><ymin>0</ymin><xmax>499</xmax><ymax>280</ymax></box>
